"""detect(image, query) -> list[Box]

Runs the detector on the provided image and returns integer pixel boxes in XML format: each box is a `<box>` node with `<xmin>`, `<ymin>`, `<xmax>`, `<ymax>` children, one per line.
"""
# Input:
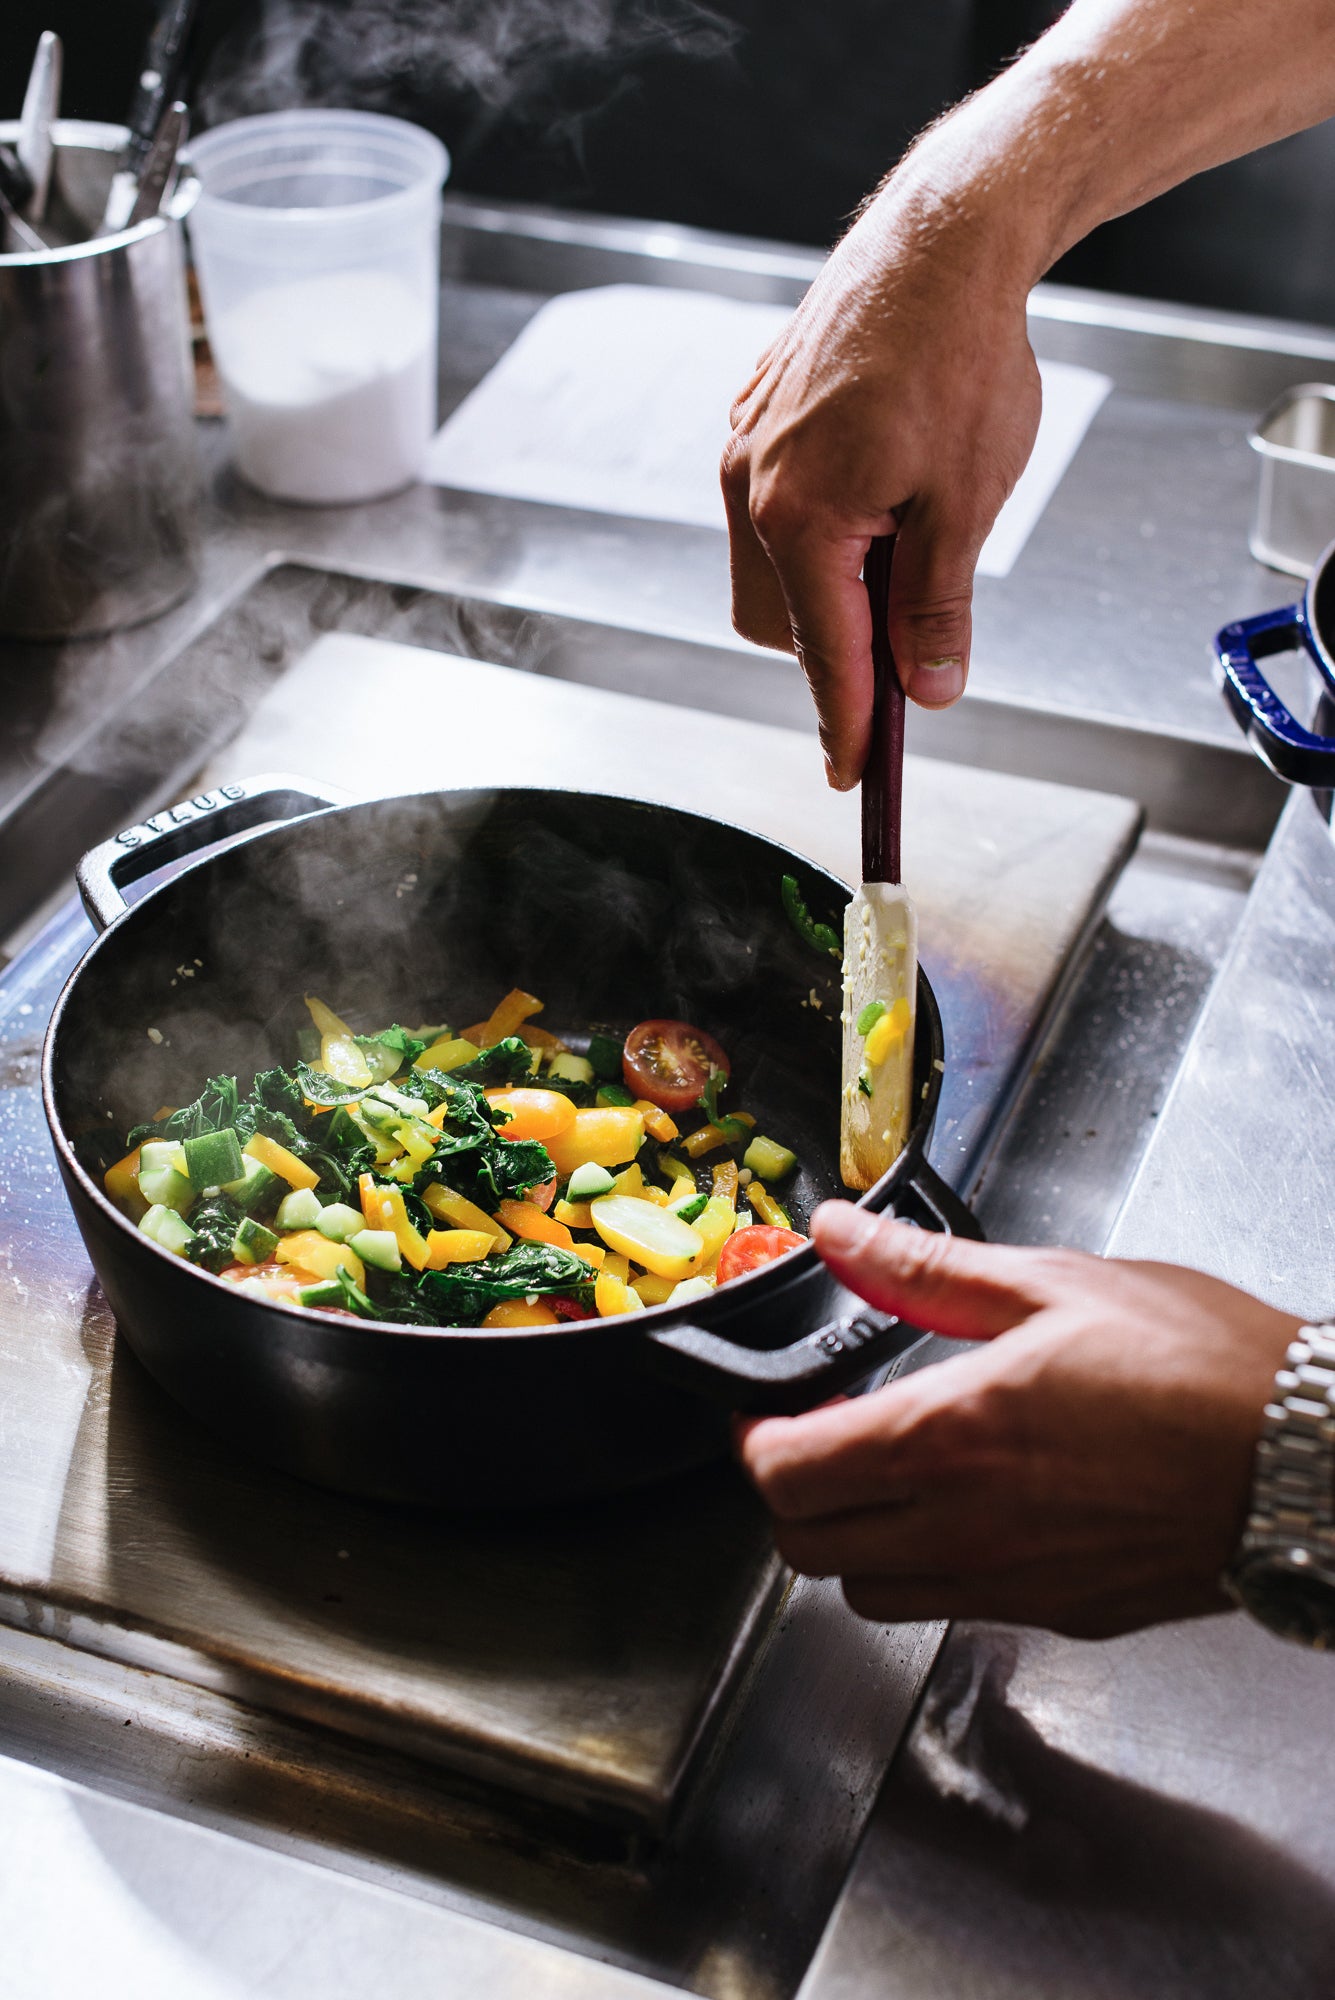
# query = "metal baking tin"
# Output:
<box><xmin>1249</xmin><ymin>382</ymin><xmax>1335</xmax><ymax>577</ymax></box>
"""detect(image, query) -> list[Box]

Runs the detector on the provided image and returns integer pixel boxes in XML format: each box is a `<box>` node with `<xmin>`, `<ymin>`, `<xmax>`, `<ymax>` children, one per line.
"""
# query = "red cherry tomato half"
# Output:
<box><xmin>525</xmin><ymin>1175</ymin><xmax>558</xmax><ymax>1213</ymax></box>
<box><xmin>547</xmin><ymin>1293</ymin><xmax>597</xmax><ymax>1321</ymax></box>
<box><xmin>622</xmin><ymin>1019</ymin><xmax>731</xmax><ymax>1114</ymax></box>
<box><xmin>716</xmin><ymin>1224</ymin><xmax>807</xmax><ymax>1285</ymax></box>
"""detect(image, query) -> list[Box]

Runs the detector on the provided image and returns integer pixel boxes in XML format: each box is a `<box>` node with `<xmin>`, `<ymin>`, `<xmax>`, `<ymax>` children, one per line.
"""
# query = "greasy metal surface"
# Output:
<box><xmin>0</xmin><ymin>1747</ymin><xmax>677</xmax><ymax>2000</ymax></box>
<box><xmin>1112</xmin><ymin>787</ymin><xmax>1335</xmax><ymax>1310</ymax></box>
<box><xmin>0</xmin><ymin>199</ymin><xmax>1294</xmax><ymax>941</ymax></box>
<box><xmin>973</xmin><ymin>831</ymin><xmax>1258</xmax><ymax>1252</ymax></box>
<box><xmin>0</xmin><ymin>1597</ymin><xmax>939</xmax><ymax>2000</ymax></box>
<box><xmin>799</xmin><ymin>1615</ymin><xmax>1335</xmax><ymax>2000</ymax></box>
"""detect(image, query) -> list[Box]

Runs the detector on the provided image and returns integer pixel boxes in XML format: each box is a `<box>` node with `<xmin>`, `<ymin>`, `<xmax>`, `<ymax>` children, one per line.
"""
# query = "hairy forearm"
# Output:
<box><xmin>890</xmin><ymin>0</ymin><xmax>1335</xmax><ymax>286</ymax></box>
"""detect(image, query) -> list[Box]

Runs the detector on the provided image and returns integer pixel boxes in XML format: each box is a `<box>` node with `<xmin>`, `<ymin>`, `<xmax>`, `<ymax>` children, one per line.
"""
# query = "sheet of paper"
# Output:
<box><xmin>426</xmin><ymin>284</ymin><xmax>1111</xmax><ymax>578</ymax></box>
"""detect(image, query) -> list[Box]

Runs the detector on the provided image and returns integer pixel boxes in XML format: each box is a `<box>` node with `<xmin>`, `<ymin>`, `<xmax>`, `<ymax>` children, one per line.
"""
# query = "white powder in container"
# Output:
<box><xmin>212</xmin><ymin>269</ymin><xmax>435</xmax><ymax>505</ymax></box>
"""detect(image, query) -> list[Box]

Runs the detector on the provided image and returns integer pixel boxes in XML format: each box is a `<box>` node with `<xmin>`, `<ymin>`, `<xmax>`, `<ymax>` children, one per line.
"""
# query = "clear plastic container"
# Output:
<box><xmin>187</xmin><ymin>110</ymin><xmax>448</xmax><ymax>505</ymax></box>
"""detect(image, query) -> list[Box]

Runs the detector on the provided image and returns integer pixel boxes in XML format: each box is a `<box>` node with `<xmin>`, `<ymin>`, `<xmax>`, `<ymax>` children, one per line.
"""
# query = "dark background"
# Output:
<box><xmin>5</xmin><ymin>0</ymin><xmax>1334</xmax><ymax>325</ymax></box>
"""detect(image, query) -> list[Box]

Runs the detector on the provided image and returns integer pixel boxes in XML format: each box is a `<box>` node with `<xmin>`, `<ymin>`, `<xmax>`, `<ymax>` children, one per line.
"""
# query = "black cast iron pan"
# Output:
<box><xmin>43</xmin><ymin>777</ymin><xmax>982</xmax><ymax>1508</ymax></box>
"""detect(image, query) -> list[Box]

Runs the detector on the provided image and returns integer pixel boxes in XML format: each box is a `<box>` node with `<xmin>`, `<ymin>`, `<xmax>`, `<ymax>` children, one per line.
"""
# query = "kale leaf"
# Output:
<box><xmin>128</xmin><ymin>1074</ymin><xmax>239</xmax><ymax>1147</ymax></box>
<box><xmin>294</xmin><ymin>1062</ymin><xmax>367</xmax><ymax>1106</ymax></box>
<box><xmin>415</xmin><ymin>1242</ymin><xmax>594</xmax><ymax>1326</ymax></box>
<box><xmin>185</xmin><ymin>1194</ymin><xmax>244</xmax><ymax>1273</ymax></box>
<box><xmin>447</xmin><ymin>1037</ymin><xmax>534</xmax><ymax>1086</ymax></box>
<box><xmin>472</xmin><ymin>1135</ymin><xmax>556</xmax><ymax>1206</ymax></box>
<box><xmin>356</xmin><ymin>1024</ymin><xmax>427</xmax><ymax>1065</ymax></box>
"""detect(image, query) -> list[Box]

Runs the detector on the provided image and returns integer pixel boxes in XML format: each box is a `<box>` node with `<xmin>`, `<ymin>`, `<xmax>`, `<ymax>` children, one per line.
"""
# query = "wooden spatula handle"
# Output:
<box><xmin>861</xmin><ymin>536</ymin><xmax>904</xmax><ymax>886</ymax></box>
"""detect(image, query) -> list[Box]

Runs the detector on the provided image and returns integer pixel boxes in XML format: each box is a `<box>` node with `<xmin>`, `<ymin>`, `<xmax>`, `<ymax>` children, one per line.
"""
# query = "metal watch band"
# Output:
<box><xmin>1239</xmin><ymin>1324</ymin><xmax>1335</xmax><ymax>1561</ymax></box>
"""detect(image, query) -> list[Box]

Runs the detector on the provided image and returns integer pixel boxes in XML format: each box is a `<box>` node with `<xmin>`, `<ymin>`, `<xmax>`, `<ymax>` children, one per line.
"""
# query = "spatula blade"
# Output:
<box><xmin>840</xmin><ymin>880</ymin><xmax>918</xmax><ymax>1191</ymax></box>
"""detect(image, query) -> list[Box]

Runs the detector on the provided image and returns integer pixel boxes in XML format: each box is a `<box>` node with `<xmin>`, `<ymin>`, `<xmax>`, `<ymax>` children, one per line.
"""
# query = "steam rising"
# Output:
<box><xmin>200</xmin><ymin>0</ymin><xmax>738</xmax><ymax>129</ymax></box>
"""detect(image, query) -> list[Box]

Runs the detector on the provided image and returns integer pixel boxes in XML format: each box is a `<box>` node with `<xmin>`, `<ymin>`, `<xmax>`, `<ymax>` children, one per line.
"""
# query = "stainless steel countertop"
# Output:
<box><xmin>4</xmin><ymin>196</ymin><xmax>1335</xmax><ymax>1999</ymax></box>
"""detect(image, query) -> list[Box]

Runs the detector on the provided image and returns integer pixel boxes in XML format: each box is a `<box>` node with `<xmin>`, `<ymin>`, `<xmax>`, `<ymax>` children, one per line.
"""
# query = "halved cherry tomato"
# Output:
<box><xmin>716</xmin><ymin>1224</ymin><xmax>806</xmax><ymax>1285</ymax></box>
<box><xmin>547</xmin><ymin>1294</ymin><xmax>596</xmax><ymax>1322</ymax></box>
<box><xmin>623</xmin><ymin>1019</ymin><xmax>730</xmax><ymax>1114</ymax></box>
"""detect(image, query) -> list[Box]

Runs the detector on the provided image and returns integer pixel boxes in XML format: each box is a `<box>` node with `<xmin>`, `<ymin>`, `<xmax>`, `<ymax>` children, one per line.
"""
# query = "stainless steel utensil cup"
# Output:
<box><xmin>0</xmin><ymin>120</ymin><xmax>201</xmax><ymax>640</ymax></box>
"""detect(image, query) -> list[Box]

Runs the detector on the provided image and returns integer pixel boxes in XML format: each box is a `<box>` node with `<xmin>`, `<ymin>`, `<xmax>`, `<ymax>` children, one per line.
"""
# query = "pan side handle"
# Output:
<box><xmin>1216</xmin><ymin>602</ymin><xmax>1335</xmax><ymax>786</ymax></box>
<box><xmin>646</xmin><ymin>1158</ymin><xmax>983</xmax><ymax>1414</ymax></box>
<box><xmin>76</xmin><ymin>773</ymin><xmax>350</xmax><ymax>932</ymax></box>
<box><xmin>890</xmin><ymin>1154</ymin><xmax>984</xmax><ymax>1239</ymax></box>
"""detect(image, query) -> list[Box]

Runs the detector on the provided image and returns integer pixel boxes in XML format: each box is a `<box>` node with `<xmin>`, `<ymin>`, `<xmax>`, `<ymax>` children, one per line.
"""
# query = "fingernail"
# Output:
<box><xmin>814</xmin><ymin>1201</ymin><xmax>878</xmax><ymax>1256</ymax></box>
<box><xmin>908</xmin><ymin>657</ymin><xmax>965</xmax><ymax>706</ymax></box>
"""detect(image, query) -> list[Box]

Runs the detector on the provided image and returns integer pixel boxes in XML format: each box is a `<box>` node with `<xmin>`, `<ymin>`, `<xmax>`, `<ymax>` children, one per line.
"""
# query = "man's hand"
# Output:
<box><xmin>722</xmin><ymin>0</ymin><xmax>1335</xmax><ymax>791</ymax></box>
<box><xmin>722</xmin><ymin>186</ymin><xmax>1041</xmax><ymax>790</ymax></box>
<box><xmin>737</xmin><ymin>1202</ymin><xmax>1300</xmax><ymax>1638</ymax></box>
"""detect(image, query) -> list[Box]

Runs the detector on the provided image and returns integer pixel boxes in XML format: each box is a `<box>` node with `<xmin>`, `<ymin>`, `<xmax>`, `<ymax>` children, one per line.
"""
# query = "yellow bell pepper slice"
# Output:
<box><xmin>711</xmin><ymin>1159</ymin><xmax>739</xmax><ymax>1205</ymax></box>
<box><xmin>590</xmin><ymin>1194</ymin><xmax>704</xmax><ymax>1281</ymax></box>
<box><xmin>544</xmin><ymin>1107</ymin><xmax>645</xmax><ymax>1177</ymax></box>
<box><xmin>864</xmin><ymin>996</ymin><xmax>912</xmax><ymax>1068</ymax></box>
<box><xmin>572</xmin><ymin>1242</ymin><xmax>606</xmax><ymax>1268</ymax></box>
<box><xmin>631</xmin><ymin>1271</ymin><xmax>677</xmax><ymax>1307</ymax></box>
<box><xmin>305</xmin><ymin>995</ymin><xmax>373</xmax><ymax>1088</ymax></box>
<box><xmin>632</xmin><ymin>1099</ymin><xmax>679</xmax><ymax>1143</ymax></box>
<box><xmin>463</xmin><ymin>988</ymin><xmax>544</xmax><ymax>1047</ymax></box>
<box><xmin>483</xmin><ymin>1298</ymin><xmax>560</xmax><ymax>1328</ymax></box>
<box><xmin>274</xmin><ymin>1231</ymin><xmax>365</xmax><ymax>1288</ymax></box>
<box><xmin>554</xmin><ymin>1198</ymin><xmax>594</xmax><ymax>1230</ymax></box>
<box><xmin>421</xmin><ymin>1182</ymin><xmax>512</xmax><ymax>1251</ymax></box>
<box><xmin>358</xmin><ymin>1175</ymin><xmax>431</xmax><ymax>1271</ymax></box>
<box><xmin>687</xmin><ymin>1195</ymin><xmax>739</xmax><ymax>1276</ymax></box>
<box><xmin>494</xmin><ymin>1199</ymin><xmax>574</xmax><ymax>1250</ymax></box>
<box><xmin>244</xmin><ymin>1132</ymin><xmax>319</xmax><ymax>1190</ymax></box>
<box><xmin>424</xmin><ymin>1228</ymin><xmax>495</xmax><ymax>1268</ymax></box>
<box><xmin>485</xmin><ymin>1088</ymin><xmax>576</xmax><ymax>1142</ymax></box>
<box><xmin>595</xmin><ymin>1270</ymin><xmax>644</xmax><ymax>1318</ymax></box>
<box><xmin>414</xmin><ymin>1036</ymin><xmax>482</xmax><ymax>1074</ymax></box>
<box><xmin>749</xmin><ymin>1183</ymin><xmax>795</xmax><ymax>1230</ymax></box>
<box><xmin>611</xmin><ymin>1160</ymin><xmax>645</xmax><ymax>1199</ymax></box>
<box><xmin>104</xmin><ymin>1146</ymin><xmax>147</xmax><ymax>1220</ymax></box>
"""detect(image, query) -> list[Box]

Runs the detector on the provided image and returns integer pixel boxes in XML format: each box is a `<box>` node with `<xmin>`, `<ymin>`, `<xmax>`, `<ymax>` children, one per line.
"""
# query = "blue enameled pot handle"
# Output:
<box><xmin>1216</xmin><ymin>601</ymin><xmax>1335</xmax><ymax>787</ymax></box>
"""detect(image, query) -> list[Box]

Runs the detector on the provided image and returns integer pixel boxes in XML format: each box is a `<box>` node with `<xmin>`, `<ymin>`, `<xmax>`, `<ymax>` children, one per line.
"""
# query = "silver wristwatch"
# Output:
<box><xmin>1223</xmin><ymin>1324</ymin><xmax>1335</xmax><ymax>1648</ymax></box>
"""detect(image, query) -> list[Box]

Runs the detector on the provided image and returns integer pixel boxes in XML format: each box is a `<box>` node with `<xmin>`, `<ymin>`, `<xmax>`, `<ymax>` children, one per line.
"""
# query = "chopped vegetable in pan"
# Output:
<box><xmin>105</xmin><ymin>991</ymin><xmax>808</xmax><ymax>1325</ymax></box>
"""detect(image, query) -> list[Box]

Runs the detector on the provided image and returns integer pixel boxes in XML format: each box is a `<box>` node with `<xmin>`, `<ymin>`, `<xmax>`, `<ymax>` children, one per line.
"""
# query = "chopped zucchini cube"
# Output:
<box><xmin>275</xmin><ymin>1186</ymin><xmax>323</xmax><ymax>1230</ymax></box>
<box><xmin>547</xmin><ymin>1053</ymin><xmax>594</xmax><ymax>1086</ymax></box>
<box><xmin>348</xmin><ymin>1228</ymin><xmax>402</xmax><ymax>1273</ymax></box>
<box><xmin>232</xmin><ymin>1216</ymin><xmax>279</xmax><ymax>1266</ymax></box>
<box><xmin>138</xmin><ymin>1204</ymin><xmax>196</xmax><ymax>1256</ymax></box>
<box><xmin>183</xmin><ymin>1126</ymin><xmax>245</xmax><ymax>1191</ymax></box>
<box><xmin>596</xmin><ymin>1083</ymin><xmax>635</xmax><ymax>1108</ymax></box>
<box><xmin>297</xmin><ymin>1277</ymin><xmax>348</xmax><ymax>1311</ymax></box>
<box><xmin>316</xmin><ymin>1201</ymin><xmax>364</xmax><ymax>1243</ymax></box>
<box><xmin>586</xmin><ymin>1033</ymin><xmax>623</xmax><ymax>1080</ymax></box>
<box><xmin>667</xmin><ymin>1188</ymin><xmax>708</xmax><ymax>1224</ymax></box>
<box><xmin>566</xmin><ymin>1161</ymin><xmax>617</xmax><ymax>1202</ymax></box>
<box><xmin>742</xmin><ymin>1134</ymin><xmax>798</xmax><ymax>1183</ymax></box>
<box><xmin>139</xmin><ymin>1140</ymin><xmax>186</xmax><ymax>1177</ymax></box>
<box><xmin>666</xmin><ymin>1275</ymin><xmax>714</xmax><ymax>1309</ymax></box>
<box><xmin>221</xmin><ymin>1154</ymin><xmax>283</xmax><ymax>1216</ymax></box>
<box><xmin>137</xmin><ymin>1162</ymin><xmax>195</xmax><ymax>1214</ymax></box>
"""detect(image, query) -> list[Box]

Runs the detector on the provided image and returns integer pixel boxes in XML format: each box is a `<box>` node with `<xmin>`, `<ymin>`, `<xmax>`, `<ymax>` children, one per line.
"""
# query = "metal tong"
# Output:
<box><xmin>99</xmin><ymin>0</ymin><xmax>199</xmax><ymax>236</ymax></box>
